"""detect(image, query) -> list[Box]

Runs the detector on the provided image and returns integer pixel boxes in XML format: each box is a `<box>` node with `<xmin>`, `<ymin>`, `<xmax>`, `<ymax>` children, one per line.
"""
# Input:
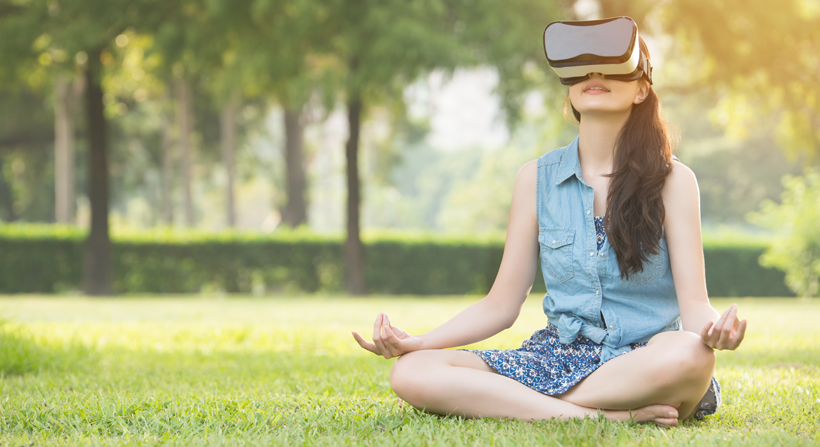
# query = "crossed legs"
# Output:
<box><xmin>389</xmin><ymin>331</ymin><xmax>715</xmax><ymax>426</ymax></box>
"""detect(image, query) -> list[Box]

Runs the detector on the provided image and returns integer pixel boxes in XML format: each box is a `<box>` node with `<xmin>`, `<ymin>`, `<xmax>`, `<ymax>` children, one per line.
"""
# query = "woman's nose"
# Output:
<box><xmin>589</xmin><ymin>72</ymin><xmax>604</xmax><ymax>78</ymax></box>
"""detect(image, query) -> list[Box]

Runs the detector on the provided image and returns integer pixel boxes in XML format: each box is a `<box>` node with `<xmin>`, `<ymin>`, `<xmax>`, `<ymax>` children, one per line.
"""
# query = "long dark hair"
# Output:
<box><xmin>564</xmin><ymin>38</ymin><xmax>676</xmax><ymax>279</ymax></box>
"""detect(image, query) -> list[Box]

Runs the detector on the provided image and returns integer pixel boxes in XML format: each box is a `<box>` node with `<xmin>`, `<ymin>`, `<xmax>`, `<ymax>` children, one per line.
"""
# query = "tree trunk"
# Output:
<box><xmin>82</xmin><ymin>49</ymin><xmax>113</xmax><ymax>296</ymax></box>
<box><xmin>54</xmin><ymin>73</ymin><xmax>82</xmax><ymax>224</ymax></box>
<box><xmin>220</xmin><ymin>99</ymin><xmax>237</xmax><ymax>227</ymax></box>
<box><xmin>175</xmin><ymin>79</ymin><xmax>195</xmax><ymax>227</ymax></box>
<box><xmin>160</xmin><ymin>89</ymin><xmax>174</xmax><ymax>225</ymax></box>
<box><xmin>0</xmin><ymin>157</ymin><xmax>16</xmax><ymax>222</ymax></box>
<box><xmin>344</xmin><ymin>95</ymin><xmax>366</xmax><ymax>295</ymax></box>
<box><xmin>282</xmin><ymin>106</ymin><xmax>307</xmax><ymax>227</ymax></box>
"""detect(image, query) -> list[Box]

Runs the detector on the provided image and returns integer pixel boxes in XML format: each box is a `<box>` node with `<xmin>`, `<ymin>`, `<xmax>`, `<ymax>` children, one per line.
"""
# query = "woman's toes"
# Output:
<box><xmin>654</xmin><ymin>417</ymin><xmax>678</xmax><ymax>427</ymax></box>
<box><xmin>636</xmin><ymin>404</ymin><xmax>678</xmax><ymax>425</ymax></box>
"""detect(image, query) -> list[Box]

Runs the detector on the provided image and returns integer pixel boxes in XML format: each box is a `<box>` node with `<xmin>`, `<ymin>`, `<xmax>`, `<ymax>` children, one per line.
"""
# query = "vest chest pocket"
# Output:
<box><xmin>538</xmin><ymin>230</ymin><xmax>575</xmax><ymax>283</ymax></box>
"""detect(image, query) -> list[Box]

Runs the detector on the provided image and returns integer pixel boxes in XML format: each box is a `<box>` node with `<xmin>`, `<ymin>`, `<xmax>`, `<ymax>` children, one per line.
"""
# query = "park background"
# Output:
<box><xmin>0</xmin><ymin>0</ymin><xmax>819</xmax><ymax>445</ymax></box>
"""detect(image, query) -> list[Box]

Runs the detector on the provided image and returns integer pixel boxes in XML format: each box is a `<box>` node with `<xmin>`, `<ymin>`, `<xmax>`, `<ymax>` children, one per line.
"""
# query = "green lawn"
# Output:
<box><xmin>0</xmin><ymin>295</ymin><xmax>818</xmax><ymax>446</ymax></box>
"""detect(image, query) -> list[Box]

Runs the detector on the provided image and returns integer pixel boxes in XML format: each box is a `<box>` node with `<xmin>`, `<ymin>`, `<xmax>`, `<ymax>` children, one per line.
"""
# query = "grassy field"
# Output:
<box><xmin>0</xmin><ymin>295</ymin><xmax>818</xmax><ymax>446</ymax></box>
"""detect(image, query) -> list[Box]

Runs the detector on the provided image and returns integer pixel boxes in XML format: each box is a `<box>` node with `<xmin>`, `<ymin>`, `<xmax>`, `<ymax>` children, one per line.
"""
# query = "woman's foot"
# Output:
<box><xmin>607</xmin><ymin>404</ymin><xmax>679</xmax><ymax>427</ymax></box>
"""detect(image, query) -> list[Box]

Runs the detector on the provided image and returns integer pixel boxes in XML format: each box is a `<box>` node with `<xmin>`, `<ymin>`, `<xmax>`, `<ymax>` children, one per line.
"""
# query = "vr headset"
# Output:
<box><xmin>543</xmin><ymin>16</ymin><xmax>653</xmax><ymax>86</ymax></box>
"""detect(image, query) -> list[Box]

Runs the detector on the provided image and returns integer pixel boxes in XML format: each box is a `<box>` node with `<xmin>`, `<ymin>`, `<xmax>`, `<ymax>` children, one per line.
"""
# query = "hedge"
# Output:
<box><xmin>0</xmin><ymin>224</ymin><xmax>793</xmax><ymax>296</ymax></box>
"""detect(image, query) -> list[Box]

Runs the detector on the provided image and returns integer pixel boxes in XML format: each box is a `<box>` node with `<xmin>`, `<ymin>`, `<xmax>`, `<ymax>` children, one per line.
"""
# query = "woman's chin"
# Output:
<box><xmin>574</xmin><ymin>107</ymin><xmax>632</xmax><ymax>118</ymax></box>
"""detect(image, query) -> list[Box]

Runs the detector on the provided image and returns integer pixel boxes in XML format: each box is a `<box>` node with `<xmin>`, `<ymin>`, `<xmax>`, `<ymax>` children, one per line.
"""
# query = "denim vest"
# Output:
<box><xmin>537</xmin><ymin>136</ymin><xmax>681</xmax><ymax>363</ymax></box>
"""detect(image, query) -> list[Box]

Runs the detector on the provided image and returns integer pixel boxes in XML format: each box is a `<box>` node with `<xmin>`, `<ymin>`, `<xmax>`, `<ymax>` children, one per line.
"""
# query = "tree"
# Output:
<box><xmin>224</xmin><ymin>0</ymin><xmax>334</xmax><ymax>230</ymax></box>
<box><xmin>319</xmin><ymin>0</ymin><xmax>564</xmax><ymax>294</ymax></box>
<box><xmin>219</xmin><ymin>96</ymin><xmax>238</xmax><ymax>227</ymax></box>
<box><xmin>659</xmin><ymin>0</ymin><xmax>820</xmax><ymax>159</ymax></box>
<box><xmin>174</xmin><ymin>78</ymin><xmax>195</xmax><ymax>226</ymax></box>
<box><xmin>748</xmin><ymin>169</ymin><xmax>820</xmax><ymax>298</ymax></box>
<box><xmin>0</xmin><ymin>0</ymin><xmax>175</xmax><ymax>294</ymax></box>
<box><xmin>281</xmin><ymin>106</ymin><xmax>306</xmax><ymax>227</ymax></box>
<box><xmin>160</xmin><ymin>88</ymin><xmax>175</xmax><ymax>225</ymax></box>
<box><xmin>150</xmin><ymin>0</ymin><xmax>261</xmax><ymax>229</ymax></box>
<box><xmin>315</xmin><ymin>0</ymin><xmax>463</xmax><ymax>294</ymax></box>
<box><xmin>82</xmin><ymin>47</ymin><xmax>113</xmax><ymax>294</ymax></box>
<box><xmin>53</xmin><ymin>71</ymin><xmax>83</xmax><ymax>224</ymax></box>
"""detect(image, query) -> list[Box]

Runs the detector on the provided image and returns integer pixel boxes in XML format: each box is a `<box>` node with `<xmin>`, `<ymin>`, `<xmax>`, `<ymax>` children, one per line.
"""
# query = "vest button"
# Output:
<box><xmin>589</xmin><ymin>252</ymin><xmax>594</xmax><ymax>256</ymax></box>
<box><xmin>600</xmin><ymin>253</ymin><xmax>605</xmax><ymax>258</ymax></box>
<box><xmin>609</xmin><ymin>325</ymin><xmax>615</xmax><ymax>329</ymax></box>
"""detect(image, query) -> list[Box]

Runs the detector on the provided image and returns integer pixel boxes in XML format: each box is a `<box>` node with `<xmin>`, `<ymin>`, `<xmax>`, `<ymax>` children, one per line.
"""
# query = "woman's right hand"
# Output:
<box><xmin>352</xmin><ymin>313</ymin><xmax>423</xmax><ymax>359</ymax></box>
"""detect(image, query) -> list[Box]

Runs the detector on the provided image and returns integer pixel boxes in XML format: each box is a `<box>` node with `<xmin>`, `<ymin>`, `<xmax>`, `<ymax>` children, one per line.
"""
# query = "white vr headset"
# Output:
<box><xmin>543</xmin><ymin>16</ymin><xmax>653</xmax><ymax>86</ymax></box>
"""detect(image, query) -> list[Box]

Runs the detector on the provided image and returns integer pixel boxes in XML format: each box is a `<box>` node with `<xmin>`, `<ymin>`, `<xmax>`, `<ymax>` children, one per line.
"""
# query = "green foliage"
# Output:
<box><xmin>664</xmin><ymin>90</ymin><xmax>806</xmax><ymax>226</ymax></box>
<box><xmin>0</xmin><ymin>224</ymin><xmax>793</xmax><ymax>296</ymax></box>
<box><xmin>748</xmin><ymin>170</ymin><xmax>820</xmax><ymax>298</ymax></box>
<box><xmin>0</xmin><ymin>296</ymin><xmax>817</xmax><ymax>445</ymax></box>
<box><xmin>659</xmin><ymin>0</ymin><xmax>820</xmax><ymax>158</ymax></box>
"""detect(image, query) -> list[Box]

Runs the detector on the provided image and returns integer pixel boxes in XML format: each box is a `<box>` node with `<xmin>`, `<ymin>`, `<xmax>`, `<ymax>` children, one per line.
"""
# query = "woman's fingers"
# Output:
<box><xmin>384</xmin><ymin>314</ymin><xmax>409</xmax><ymax>340</ymax></box>
<box><xmin>372</xmin><ymin>313</ymin><xmax>391</xmax><ymax>357</ymax></box>
<box><xmin>381</xmin><ymin>314</ymin><xmax>400</xmax><ymax>354</ymax></box>
<box><xmin>383</xmin><ymin>314</ymin><xmax>405</xmax><ymax>339</ymax></box>
<box><xmin>729</xmin><ymin>318</ymin><xmax>748</xmax><ymax>349</ymax></box>
<box><xmin>381</xmin><ymin>324</ymin><xmax>403</xmax><ymax>357</ymax></box>
<box><xmin>709</xmin><ymin>305</ymin><xmax>731</xmax><ymax>337</ymax></box>
<box><xmin>715</xmin><ymin>304</ymin><xmax>738</xmax><ymax>349</ymax></box>
<box><xmin>351</xmin><ymin>331</ymin><xmax>379</xmax><ymax>355</ymax></box>
<box><xmin>700</xmin><ymin>320</ymin><xmax>714</xmax><ymax>345</ymax></box>
<box><xmin>355</xmin><ymin>313</ymin><xmax>413</xmax><ymax>359</ymax></box>
<box><xmin>376</xmin><ymin>313</ymin><xmax>401</xmax><ymax>359</ymax></box>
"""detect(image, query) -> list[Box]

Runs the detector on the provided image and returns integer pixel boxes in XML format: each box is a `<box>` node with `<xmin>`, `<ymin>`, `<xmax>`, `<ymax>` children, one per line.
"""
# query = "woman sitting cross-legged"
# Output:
<box><xmin>352</xmin><ymin>21</ymin><xmax>746</xmax><ymax>427</ymax></box>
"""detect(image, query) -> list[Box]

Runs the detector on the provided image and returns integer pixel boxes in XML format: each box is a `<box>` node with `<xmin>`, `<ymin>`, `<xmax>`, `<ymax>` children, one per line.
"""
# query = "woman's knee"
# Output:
<box><xmin>389</xmin><ymin>350</ymin><xmax>434</xmax><ymax>404</ymax></box>
<box><xmin>390</xmin><ymin>349</ymin><xmax>492</xmax><ymax>407</ymax></box>
<box><xmin>651</xmin><ymin>331</ymin><xmax>715</xmax><ymax>385</ymax></box>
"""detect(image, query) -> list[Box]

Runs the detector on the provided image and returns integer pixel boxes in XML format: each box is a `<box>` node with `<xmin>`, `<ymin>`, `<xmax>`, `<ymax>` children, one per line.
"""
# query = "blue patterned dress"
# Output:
<box><xmin>463</xmin><ymin>215</ymin><xmax>721</xmax><ymax>420</ymax></box>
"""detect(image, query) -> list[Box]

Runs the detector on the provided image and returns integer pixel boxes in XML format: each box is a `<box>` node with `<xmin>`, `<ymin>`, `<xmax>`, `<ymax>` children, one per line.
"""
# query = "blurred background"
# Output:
<box><xmin>0</xmin><ymin>0</ymin><xmax>818</xmax><ymax>297</ymax></box>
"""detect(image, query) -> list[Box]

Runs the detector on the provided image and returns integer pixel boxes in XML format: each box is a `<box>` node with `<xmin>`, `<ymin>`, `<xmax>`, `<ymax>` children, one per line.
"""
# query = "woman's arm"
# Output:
<box><xmin>353</xmin><ymin>159</ymin><xmax>541</xmax><ymax>358</ymax></box>
<box><xmin>662</xmin><ymin>161</ymin><xmax>747</xmax><ymax>350</ymax></box>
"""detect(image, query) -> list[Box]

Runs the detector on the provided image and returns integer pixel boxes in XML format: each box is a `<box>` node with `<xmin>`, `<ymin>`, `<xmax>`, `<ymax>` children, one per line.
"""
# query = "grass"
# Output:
<box><xmin>0</xmin><ymin>295</ymin><xmax>818</xmax><ymax>446</ymax></box>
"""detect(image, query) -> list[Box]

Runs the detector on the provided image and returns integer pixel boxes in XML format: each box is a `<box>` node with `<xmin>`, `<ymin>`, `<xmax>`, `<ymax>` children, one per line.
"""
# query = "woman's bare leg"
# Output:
<box><xmin>390</xmin><ymin>350</ymin><xmax>680</xmax><ymax>426</ymax></box>
<box><xmin>556</xmin><ymin>330</ymin><xmax>715</xmax><ymax>420</ymax></box>
<box><xmin>390</xmin><ymin>331</ymin><xmax>713</xmax><ymax>425</ymax></box>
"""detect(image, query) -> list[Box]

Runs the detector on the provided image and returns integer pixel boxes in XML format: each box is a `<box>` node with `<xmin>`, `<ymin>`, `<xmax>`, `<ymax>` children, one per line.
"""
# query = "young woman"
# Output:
<box><xmin>351</xmin><ymin>37</ymin><xmax>747</xmax><ymax>427</ymax></box>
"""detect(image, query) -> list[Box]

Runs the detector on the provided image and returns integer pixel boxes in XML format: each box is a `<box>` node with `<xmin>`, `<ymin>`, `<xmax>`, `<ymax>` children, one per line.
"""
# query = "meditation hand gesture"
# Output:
<box><xmin>352</xmin><ymin>313</ymin><xmax>422</xmax><ymax>359</ymax></box>
<box><xmin>701</xmin><ymin>303</ymin><xmax>747</xmax><ymax>350</ymax></box>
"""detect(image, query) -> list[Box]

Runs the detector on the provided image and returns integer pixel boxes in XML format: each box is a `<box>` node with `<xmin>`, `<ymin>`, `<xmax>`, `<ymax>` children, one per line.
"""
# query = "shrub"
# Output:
<box><xmin>0</xmin><ymin>223</ymin><xmax>793</xmax><ymax>297</ymax></box>
<box><xmin>748</xmin><ymin>169</ymin><xmax>820</xmax><ymax>298</ymax></box>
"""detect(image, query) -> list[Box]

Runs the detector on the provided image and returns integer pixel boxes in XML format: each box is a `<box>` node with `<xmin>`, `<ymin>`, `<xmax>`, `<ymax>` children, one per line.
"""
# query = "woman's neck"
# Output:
<box><xmin>577</xmin><ymin>111</ymin><xmax>630</xmax><ymax>175</ymax></box>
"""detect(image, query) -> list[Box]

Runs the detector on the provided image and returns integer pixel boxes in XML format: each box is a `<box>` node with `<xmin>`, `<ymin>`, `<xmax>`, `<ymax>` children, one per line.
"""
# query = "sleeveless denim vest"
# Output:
<box><xmin>537</xmin><ymin>136</ymin><xmax>681</xmax><ymax>363</ymax></box>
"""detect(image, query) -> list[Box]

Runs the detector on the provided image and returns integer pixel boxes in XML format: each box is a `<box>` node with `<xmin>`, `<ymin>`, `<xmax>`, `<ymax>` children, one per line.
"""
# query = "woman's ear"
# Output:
<box><xmin>633</xmin><ymin>80</ymin><xmax>650</xmax><ymax>105</ymax></box>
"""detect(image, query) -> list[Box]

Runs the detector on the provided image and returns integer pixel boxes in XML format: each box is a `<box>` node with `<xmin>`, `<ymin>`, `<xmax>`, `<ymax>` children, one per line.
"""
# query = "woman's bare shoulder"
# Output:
<box><xmin>662</xmin><ymin>158</ymin><xmax>701</xmax><ymax>229</ymax></box>
<box><xmin>505</xmin><ymin>160</ymin><xmax>539</xmax><ymax>236</ymax></box>
<box><xmin>516</xmin><ymin>159</ymin><xmax>539</xmax><ymax>184</ymax></box>
<box><xmin>663</xmin><ymin>158</ymin><xmax>699</xmax><ymax>201</ymax></box>
<box><xmin>512</xmin><ymin>160</ymin><xmax>539</xmax><ymax>205</ymax></box>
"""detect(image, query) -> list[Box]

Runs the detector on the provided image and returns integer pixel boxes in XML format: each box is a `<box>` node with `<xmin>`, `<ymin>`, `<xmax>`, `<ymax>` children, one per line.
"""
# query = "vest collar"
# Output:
<box><xmin>555</xmin><ymin>135</ymin><xmax>583</xmax><ymax>185</ymax></box>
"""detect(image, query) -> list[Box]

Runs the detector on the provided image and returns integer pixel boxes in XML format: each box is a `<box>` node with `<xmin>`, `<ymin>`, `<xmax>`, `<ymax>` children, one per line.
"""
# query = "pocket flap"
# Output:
<box><xmin>539</xmin><ymin>230</ymin><xmax>575</xmax><ymax>249</ymax></box>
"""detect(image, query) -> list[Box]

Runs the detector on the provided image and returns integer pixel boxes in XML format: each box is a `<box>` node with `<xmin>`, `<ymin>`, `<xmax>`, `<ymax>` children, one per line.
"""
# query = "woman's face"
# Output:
<box><xmin>567</xmin><ymin>73</ymin><xmax>650</xmax><ymax>118</ymax></box>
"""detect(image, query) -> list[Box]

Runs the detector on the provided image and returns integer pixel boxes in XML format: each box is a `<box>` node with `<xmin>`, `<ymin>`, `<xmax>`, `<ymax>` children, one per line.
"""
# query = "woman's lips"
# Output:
<box><xmin>583</xmin><ymin>82</ymin><xmax>610</xmax><ymax>94</ymax></box>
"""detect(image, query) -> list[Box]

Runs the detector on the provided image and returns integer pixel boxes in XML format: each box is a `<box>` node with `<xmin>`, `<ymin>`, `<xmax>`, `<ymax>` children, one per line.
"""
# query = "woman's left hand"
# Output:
<box><xmin>700</xmin><ymin>303</ymin><xmax>747</xmax><ymax>350</ymax></box>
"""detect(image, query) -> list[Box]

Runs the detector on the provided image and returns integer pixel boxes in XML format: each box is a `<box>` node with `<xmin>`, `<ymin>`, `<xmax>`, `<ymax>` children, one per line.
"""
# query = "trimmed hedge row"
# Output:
<box><xmin>0</xmin><ymin>225</ymin><xmax>793</xmax><ymax>296</ymax></box>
